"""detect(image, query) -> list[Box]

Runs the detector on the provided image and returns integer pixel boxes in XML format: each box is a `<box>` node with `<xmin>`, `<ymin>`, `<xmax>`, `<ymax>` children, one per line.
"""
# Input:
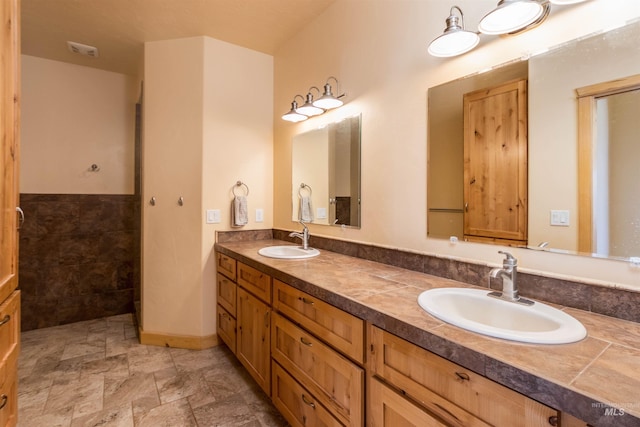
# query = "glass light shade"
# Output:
<box><xmin>296</xmin><ymin>102</ymin><xmax>324</xmax><ymax>117</ymax></box>
<box><xmin>282</xmin><ymin>101</ymin><xmax>307</xmax><ymax>122</ymax></box>
<box><xmin>478</xmin><ymin>0</ymin><xmax>545</xmax><ymax>35</ymax></box>
<box><xmin>312</xmin><ymin>82</ymin><xmax>343</xmax><ymax>109</ymax></box>
<box><xmin>313</xmin><ymin>95</ymin><xmax>343</xmax><ymax>109</ymax></box>
<box><xmin>297</xmin><ymin>92</ymin><xmax>324</xmax><ymax>116</ymax></box>
<box><xmin>428</xmin><ymin>30</ymin><xmax>480</xmax><ymax>57</ymax></box>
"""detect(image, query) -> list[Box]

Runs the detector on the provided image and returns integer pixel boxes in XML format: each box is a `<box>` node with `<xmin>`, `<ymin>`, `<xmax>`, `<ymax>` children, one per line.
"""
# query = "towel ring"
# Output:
<box><xmin>298</xmin><ymin>183</ymin><xmax>312</xmax><ymax>197</ymax></box>
<box><xmin>233</xmin><ymin>181</ymin><xmax>249</xmax><ymax>197</ymax></box>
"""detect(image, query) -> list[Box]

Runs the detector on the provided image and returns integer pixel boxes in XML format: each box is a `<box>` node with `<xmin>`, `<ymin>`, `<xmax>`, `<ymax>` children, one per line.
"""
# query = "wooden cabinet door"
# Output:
<box><xmin>0</xmin><ymin>0</ymin><xmax>20</xmax><ymax>306</ymax></box>
<box><xmin>236</xmin><ymin>287</ymin><xmax>271</xmax><ymax>396</ymax></box>
<box><xmin>463</xmin><ymin>79</ymin><xmax>528</xmax><ymax>245</ymax></box>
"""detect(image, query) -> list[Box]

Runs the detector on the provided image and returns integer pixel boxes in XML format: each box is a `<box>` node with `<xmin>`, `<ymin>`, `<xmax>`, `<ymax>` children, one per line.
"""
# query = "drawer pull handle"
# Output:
<box><xmin>0</xmin><ymin>315</ymin><xmax>9</xmax><ymax>327</ymax></box>
<box><xmin>0</xmin><ymin>394</ymin><xmax>7</xmax><ymax>410</ymax></box>
<box><xmin>299</xmin><ymin>297</ymin><xmax>314</xmax><ymax>305</ymax></box>
<box><xmin>301</xmin><ymin>394</ymin><xmax>316</xmax><ymax>409</ymax></box>
<box><xmin>300</xmin><ymin>337</ymin><xmax>313</xmax><ymax>347</ymax></box>
<box><xmin>455</xmin><ymin>372</ymin><xmax>470</xmax><ymax>381</ymax></box>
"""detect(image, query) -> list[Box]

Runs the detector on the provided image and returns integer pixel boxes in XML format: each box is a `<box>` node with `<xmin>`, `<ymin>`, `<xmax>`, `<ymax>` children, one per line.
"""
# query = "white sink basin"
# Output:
<box><xmin>258</xmin><ymin>245</ymin><xmax>320</xmax><ymax>259</ymax></box>
<box><xmin>418</xmin><ymin>288</ymin><xmax>586</xmax><ymax>344</ymax></box>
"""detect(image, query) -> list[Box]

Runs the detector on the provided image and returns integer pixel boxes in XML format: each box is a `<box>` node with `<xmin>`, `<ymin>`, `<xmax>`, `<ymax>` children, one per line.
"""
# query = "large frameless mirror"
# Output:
<box><xmin>427</xmin><ymin>20</ymin><xmax>640</xmax><ymax>261</ymax></box>
<box><xmin>292</xmin><ymin>114</ymin><xmax>361</xmax><ymax>228</ymax></box>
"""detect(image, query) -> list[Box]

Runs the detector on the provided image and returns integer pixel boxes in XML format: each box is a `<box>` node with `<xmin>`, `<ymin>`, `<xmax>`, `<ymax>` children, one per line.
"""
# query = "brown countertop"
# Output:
<box><xmin>215</xmin><ymin>239</ymin><xmax>640</xmax><ymax>426</ymax></box>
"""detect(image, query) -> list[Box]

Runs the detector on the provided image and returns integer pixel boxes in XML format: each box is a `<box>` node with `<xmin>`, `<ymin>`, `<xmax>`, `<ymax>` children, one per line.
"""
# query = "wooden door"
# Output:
<box><xmin>236</xmin><ymin>287</ymin><xmax>271</xmax><ymax>396</ymax></box>
<box><xmin>1</xmin><ymin>0</ymin><xmax>20</xmax><ymax>305</ymax></box>
<box><xmin>1</xmin><ymin>1</ymin><xmax>20</xmax><ymax>426</ymax></box>
<box><xmin>463</xmin><ymin>79</ymin><xmax>528</xmax><ymax>245</ymax></box>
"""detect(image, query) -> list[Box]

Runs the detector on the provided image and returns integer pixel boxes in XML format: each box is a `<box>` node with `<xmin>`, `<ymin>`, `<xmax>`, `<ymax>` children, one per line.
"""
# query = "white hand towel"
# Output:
<box><xmin>299</xmin><ymin>196</ymin><xmax>313</xmax><ymax>222</ymax></box>
<box><xmin>232</xmin><ymin>196</ymin><xmax>248</xmax><ymax>227</ymax></box>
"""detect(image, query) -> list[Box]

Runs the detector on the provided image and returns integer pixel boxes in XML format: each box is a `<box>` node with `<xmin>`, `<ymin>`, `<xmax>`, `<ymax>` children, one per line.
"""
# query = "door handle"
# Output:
<box><xmin>16</xmin><ymin>207</ymin><xmax>24</xmax><ymax>229</ymax></box>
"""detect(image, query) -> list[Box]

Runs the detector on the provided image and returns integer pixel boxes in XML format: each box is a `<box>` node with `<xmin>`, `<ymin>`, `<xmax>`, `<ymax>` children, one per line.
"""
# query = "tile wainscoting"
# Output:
<box><xmin>18</xmin><ymin>194</ymin><xmax>140</xmax><ymax>331</ymax></box>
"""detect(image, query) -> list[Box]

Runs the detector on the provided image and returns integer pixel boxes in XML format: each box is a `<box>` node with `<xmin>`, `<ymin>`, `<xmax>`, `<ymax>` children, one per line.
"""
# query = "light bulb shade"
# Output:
<box><xmin>296</xmin><ymin>92</ymin><xmax>324</xmax><ymax>116</ymax></box>
<box><xmin>478</xmin><ymin>0</ymin><xmax>545</xmax><ymax>35</ymax></box>
<box><xmin>312</xmin><ymin>82</ymin><xmax>343</xmax><ymax>109</ymax></box>
<box><xmin>428</xmin><ymin>6</ymin><xmax>479</xmax><ymax>57</ymax></box>
<box><xmin>428</xmin><ymin>30</ymin><xmax>480</xmax><ymax>57</ymax></box>
<box><xmin>281</xmin><ymin>100</ymin><xmax>307</xmax><ymax>122</ymax></box>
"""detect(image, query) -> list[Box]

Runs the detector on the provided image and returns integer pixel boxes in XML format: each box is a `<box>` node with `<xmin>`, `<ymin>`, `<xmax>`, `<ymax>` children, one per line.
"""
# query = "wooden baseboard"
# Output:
<box><xmin>139</xmin><ymin>328</ymin><xmax>220</xmax><ymax>350</ymax></box>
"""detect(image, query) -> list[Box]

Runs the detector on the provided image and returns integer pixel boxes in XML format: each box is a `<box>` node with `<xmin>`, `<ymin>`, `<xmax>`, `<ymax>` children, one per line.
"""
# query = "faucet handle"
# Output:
<box><xmin>498</xmin><ymin>251</ymin><xmax>517</xmax><ymax>266</ymax></box>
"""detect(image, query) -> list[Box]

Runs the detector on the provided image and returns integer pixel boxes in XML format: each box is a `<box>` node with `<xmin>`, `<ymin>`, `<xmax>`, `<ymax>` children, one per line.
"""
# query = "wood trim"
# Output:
<box><xmin>575</xmin><ymin>73</ymin><xmax>640</xmax><ymax>253</ymax></box>
<box><xmin>577</xmin><ymin>96</ymin><xmax>594</xmax><ymax>253</ymax></box>
<box><xmin>139</xmin><ymin>328</ymin><xmax>220</xmax><ymax>349</ymax></box>
<box><xmin>575</xmin><ymin>74</ymin><xmax>640</xmax><ymax>98</ymax></box>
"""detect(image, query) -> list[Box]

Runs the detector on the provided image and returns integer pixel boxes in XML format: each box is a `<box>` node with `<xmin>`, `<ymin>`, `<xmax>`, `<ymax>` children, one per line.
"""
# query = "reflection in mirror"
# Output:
<box><xmin>576</xmin><ymin>74</ymin><xmax>640</xmax><ymax>258</ymax></box>
<box><xmin>292</xmin><ymin>114</ymin><xmax>361</xmax><ymax>228</ymax></box>
<box><xmin>427</xmin><ymin>20</ymin><xmax>640</xmax><ymax>261</ymax></box>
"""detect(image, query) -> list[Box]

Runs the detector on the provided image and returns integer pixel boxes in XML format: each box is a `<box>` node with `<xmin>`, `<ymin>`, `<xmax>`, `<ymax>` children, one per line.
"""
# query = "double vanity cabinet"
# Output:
<box><xmin>215</xmin><ymin>249</ymin><xmax>592</xmax><ymax>427</ymax></box>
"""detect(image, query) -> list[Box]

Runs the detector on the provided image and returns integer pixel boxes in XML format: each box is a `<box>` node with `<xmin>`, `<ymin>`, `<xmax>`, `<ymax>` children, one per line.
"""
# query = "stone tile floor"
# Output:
<box><xmin>18</xmin><ymin>313</ymin><xmax>289</xmax><ymax>426</ymax></box>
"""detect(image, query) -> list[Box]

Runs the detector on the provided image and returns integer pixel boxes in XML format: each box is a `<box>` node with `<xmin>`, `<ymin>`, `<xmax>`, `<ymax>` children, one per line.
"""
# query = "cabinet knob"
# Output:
<box><xmin>0</xmin><ymin>394</ymin><xmax>7</xmax><ymax>410</ymax></box>
<box><xmin>0</xmin><ymin>315</ymin><xmax>10</xmax><ymax>327</ymax></box>
<box><xmin>548</xmin><ymin>416</ymin><xmax>558</xmax><ymax>426</ymax></box>
<box><xmin>149</xmin><ymin>197</ymin><xmax>156</xmax><ymax>206</ymax></box>
<box><xmin>301</xmin><ymin>394</ymin><xmax>316</xmax><ymax>409</ymax></box>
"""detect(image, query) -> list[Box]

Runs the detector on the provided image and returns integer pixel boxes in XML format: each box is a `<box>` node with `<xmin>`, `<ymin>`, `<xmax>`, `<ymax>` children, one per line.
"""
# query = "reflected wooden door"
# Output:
<box><xmin>463</xmin><ymin>79</ymin><xmax>528</xmax><ymax>245</ymax></box>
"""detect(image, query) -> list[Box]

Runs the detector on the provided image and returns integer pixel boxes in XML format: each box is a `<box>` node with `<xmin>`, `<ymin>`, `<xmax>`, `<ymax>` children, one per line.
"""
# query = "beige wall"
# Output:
<box><xmin>20</xmin><ymin>55</ymin><xmax>137</xmax><ymax>194</ymax></box>
<box><xmin>274</xmin><ymin>0</ymin><xmax>640</xmax><ymax>289</ymax></box>
<box><xmin>143</xmin><ymin>36</ymin><xmax>273</xmax><ymax>338</ymax></box>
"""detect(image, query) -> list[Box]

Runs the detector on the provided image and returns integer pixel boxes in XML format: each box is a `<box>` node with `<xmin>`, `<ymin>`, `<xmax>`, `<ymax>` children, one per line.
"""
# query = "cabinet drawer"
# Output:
<box><xmin>237</xmin><ymin>262</ymin><xmax>271</xmax><ymax>304</ymax></box>
<box><xmin>217</xmin><ymin>253</ymin><xmax>237</xmax><ymax>281</ymax></box>
<box><xmin>272</xmin><ymin>361</ymin><xmax>344</xmax><ymax>427</ymax></box>
<box><xmin>0</xmin><ymin>291</ymin><xmax>19</xmax><ymax>386</ymax></box>
<box><xmin>272</xmin><ymin>312</ymin><xmax>363</xmax><ymax>427</ymax></box>
<box><xmin>368</xmin><ymin>326</ymin><xmax>557</xmax><ymax>427</ymax></box>
<box><xmin>368</xmin><ymin>376</ymin><xmax>451</xmax><ymax>427</ymax></box>
<box><xmin>216</xmin><ymin>304</ymin><xmax>236</xmax><ymax>354</ymax></box>
<box><xmin>273</xmin><ymin>280</ymin><xmax>364</xmax><ymax>364</ymax></box>
<box><xmin>217</xmin><ymin>273</ymin><xmax>237</xmax><ymax>316</ymax></box>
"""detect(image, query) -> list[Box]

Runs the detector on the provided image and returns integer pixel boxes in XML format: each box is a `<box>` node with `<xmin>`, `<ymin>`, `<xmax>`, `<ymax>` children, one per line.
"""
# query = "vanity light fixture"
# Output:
<box><xmin>281</xmin><ymin>95</ymin><xmax>308</xmax><ymax>123</ymax></box>
<box><xmin>282</xmin><ymin>77</ymin><xmax>345</xmax><ymax>122</ymax></box>
<box><xmin>312</xmin><ymin>77</ymin><xmax>344</xmax><ymax>109</ymax></box>
<box><xmin>428</xmin><ymin>0</ymin><xmax>588</xmax><ymax>57</ymax></box>
<box><xmin>478</xmin><ymin>0</ymin><xmax>549</xmax><ymax>35</ymax></box>
<box><xmin>296</xmin><ymin>87</ymin><xmax>325</xmax><ymax>117</ymax></box>
<box><xmin>428</xmin><ymin>6</ymin><xmax>480</xmax><ymax>57</ymax></box>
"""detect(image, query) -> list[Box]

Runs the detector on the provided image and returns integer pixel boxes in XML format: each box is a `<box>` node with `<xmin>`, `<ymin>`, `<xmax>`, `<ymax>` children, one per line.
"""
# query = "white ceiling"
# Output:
<box><xmin>21</xmin><ymin>0</ymin><xmax>336</xmax><ymax>76</ymax></box>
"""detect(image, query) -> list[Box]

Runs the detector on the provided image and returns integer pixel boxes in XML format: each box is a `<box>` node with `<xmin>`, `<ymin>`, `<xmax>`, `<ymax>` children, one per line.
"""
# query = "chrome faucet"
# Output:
<box><xmin>289</xmin><ymin>220</ymin><xmax>310</xmax><ymax>250</ymax></box>
<box><xmin>489</xmin><ymin>251</ymin><xmax>534</xmax><ymax>306</ymax></box>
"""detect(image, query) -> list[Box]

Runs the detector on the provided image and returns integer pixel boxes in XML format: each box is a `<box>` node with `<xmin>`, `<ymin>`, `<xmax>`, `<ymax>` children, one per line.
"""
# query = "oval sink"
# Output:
<box><xmin>258</xmin><ymin>245</ymin><xmax>320</xmax><ymax>259</ymax></box>
<box><xmin>418</xmin><ymin>288</ymin><xmax>586</xmax><ymax>344</ymax></box>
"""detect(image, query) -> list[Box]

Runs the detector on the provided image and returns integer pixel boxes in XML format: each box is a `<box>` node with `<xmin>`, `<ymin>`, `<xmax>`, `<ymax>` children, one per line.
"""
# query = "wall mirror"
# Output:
<box><xmin>292</xmin><ymin>114</ymin><xmax>361</xmax><ymax>228</ymax></box>
<box><xmin>427</xmin><ymin>19</ymin><xmax>640</xmax><ymax>261</ymax></box>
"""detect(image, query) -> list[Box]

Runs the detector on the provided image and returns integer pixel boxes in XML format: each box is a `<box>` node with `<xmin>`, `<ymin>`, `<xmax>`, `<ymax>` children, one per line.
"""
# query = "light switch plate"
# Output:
<box><xmin>550</xmin><ymin>210</ymin><xmax>570</xmax><ymax>226</ymax></box>
<box><xmin>206</xmin><ymin>209</ymin><xmax>221</xmax><ymax>224</ymax></box>
<box><xmin>255</xmin><ymin>208</ymin><xmax>264</xmax><ymax>223</ymax></box>
<box><xmin>317</xmin><ymin>207</ymin><xmax>327</xmax><ymax>219</ymax></box>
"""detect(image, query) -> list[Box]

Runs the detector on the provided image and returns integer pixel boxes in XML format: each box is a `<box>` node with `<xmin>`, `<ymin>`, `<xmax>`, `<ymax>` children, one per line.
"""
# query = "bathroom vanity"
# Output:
<box><xmin>215</xmin><ymin>237</ymin><xmax>639</xmax><ymax>426</ymax></box>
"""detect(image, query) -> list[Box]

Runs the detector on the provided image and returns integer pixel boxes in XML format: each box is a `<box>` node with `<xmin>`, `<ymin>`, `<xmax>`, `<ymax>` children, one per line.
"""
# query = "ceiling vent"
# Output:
<box><xmin>66</xmin><ymin>41</ymin><xmax>99</xmax><ymax>58</ymax></box>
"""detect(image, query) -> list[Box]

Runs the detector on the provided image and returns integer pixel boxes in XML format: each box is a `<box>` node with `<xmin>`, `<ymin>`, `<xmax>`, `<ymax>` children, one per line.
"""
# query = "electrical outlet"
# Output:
<box><xmin>255</xmin><ymin>208</ymin><xmax>264</xmax><ymax>223</ymax></box>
